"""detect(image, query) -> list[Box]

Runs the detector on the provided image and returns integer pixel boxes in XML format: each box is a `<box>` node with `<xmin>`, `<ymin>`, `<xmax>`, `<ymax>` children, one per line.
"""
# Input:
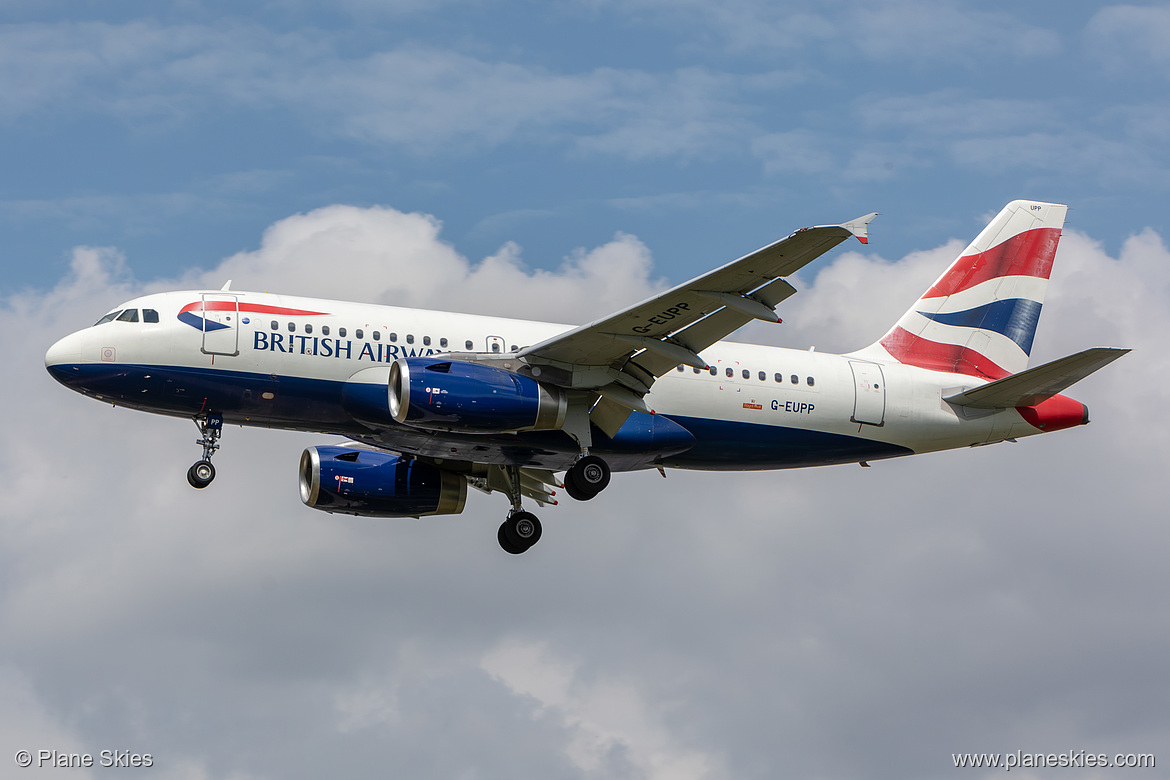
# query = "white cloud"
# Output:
<box><xmin>1087</xmin><ymin>5</ymin><xmax>1170</xmax><ymax>73</ymax></box>
<box><xmin>193</xmin><ymin>204</ymin><xmax>665</xmax><ymax>322</ymax></box>
<box><xmin>752</xmin><ymin>130</ymin><xmax>838</xmax><ymax>175</ymax></box>
<box><xmin>482</xmin><ymin>640</ymin><xmax>726</xmax><ymax>780</ymax></box>
<box><xmin>591</xmin><ymin>0</ymin><xmax>1061</xmax><ymax>63</ymax></box>
<box><xmin>0</xmin><ymin>21</ymin><xmax>772</xmax><ymax>161</ymax></box>
<box><xmin>5</xmin><ymin>204</ymin><xmax>1169</xmax><ymax>778</ymax></box>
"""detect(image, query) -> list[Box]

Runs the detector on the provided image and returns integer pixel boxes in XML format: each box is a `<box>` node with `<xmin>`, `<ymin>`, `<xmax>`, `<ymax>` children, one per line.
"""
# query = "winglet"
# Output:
<box><xmin>841</xmin><ymin>213</ymin><xmax>878</xmax><ymax>244</ymax></box>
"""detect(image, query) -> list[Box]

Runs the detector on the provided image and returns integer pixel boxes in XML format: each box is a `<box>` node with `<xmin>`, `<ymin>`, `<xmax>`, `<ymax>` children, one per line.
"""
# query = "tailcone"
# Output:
<box><xmin>1015</xmin><ymin>394</ymin><xmax>1088</xmax><ymax>433</ymax></box>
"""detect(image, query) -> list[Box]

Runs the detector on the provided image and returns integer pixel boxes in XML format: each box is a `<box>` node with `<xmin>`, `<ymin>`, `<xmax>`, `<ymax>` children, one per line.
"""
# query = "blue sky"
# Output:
<box><xmin>4</xmin><ymin>4</ymin><xmax>1170</xmax><ymax>779</ymax></box>
<box><xmin>3</xmin><ymin>1</ymin><xmax>1167</xmax><ymax>293</ymax></box>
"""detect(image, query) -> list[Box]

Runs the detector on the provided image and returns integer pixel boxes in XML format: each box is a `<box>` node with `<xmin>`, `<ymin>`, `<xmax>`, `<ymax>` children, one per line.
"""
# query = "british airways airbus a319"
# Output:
<box><xmin>45</xmin><ymin>201</ymin><xmax>1128</xmax><ymax>553</ymax></box>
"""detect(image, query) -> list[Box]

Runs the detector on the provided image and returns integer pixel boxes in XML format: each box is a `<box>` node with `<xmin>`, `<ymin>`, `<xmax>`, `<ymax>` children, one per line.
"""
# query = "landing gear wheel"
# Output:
<box><xmin>189</xmin><ymin>413</ymin><xmax>223</xmax><ymax>489</ymax></box>
<box><xmin>499</xmin><ymin>511</ymin><xmax>542</xmax><ymax>553</ymax></box>
<box><xmin>498</xmin><ymin>524</ymin><xmax>526</xmax><ymax>554</ymax></box>
<box><xmin>187</xmin><ymin>459</ymin><xmax>216</xmax><ymax>489</ymax></box>
<box><xmin>566</xmin><ymin>455</ymin><xmax>610</xmax><ymax>500</ymax></box>
<box><xmin>562</xmin><ymin>476</ymin><xmax>588</xmax><ymax>502</ymax></box>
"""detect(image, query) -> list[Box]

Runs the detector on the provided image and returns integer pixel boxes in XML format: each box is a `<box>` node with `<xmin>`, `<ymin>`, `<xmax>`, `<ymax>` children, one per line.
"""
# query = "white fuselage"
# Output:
<box><xmin>45</xmin><ymin>289</ymin><xmax>1057</xmax><ymax>473</ymax></box>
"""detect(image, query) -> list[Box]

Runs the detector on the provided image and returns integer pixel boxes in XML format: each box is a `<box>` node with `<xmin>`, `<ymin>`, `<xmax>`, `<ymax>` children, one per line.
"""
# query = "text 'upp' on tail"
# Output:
<box><xmin>868</xmin><ymin>200</ymin><xmax>1068</xmax><ymax>380</ymax></box>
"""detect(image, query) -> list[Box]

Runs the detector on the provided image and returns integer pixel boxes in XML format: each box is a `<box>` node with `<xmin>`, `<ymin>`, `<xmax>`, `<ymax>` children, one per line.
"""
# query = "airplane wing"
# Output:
<box><xmin>517</xmin><ymin>213</ymin><xmax>877</xmax><ymax>399</ymax></box>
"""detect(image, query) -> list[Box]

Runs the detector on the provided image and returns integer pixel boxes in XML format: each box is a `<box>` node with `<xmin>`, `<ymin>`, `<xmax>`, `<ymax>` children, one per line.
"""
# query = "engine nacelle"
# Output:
<box><xmin>388</xmin><ymin>357</ymin><xmax>567</xmax><ymax>433</ymax></box>
<box><xmin>299</xmin><ymin>446</ymin><xmax>467</xmax><ymax>517</ymax></box>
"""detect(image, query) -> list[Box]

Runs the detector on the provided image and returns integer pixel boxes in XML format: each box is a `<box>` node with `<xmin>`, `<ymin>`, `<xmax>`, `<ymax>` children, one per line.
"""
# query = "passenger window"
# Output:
<box><xmin>372</xmin><ymin>330</ymin><xmax>380</xmax><ymax>341</ymax></box>
<box><xmin>305</xmin><ymin>323</ymin><xmax>313</xmax><ymax>334</ymax></box>
<box><xmin>440</xmin><ymin>338</ymin><xmax>448</xmax><ymax>348</ymax></box>
<box><xmin>117</xmin><ymin>309</ymin><xmax>139</xmax><ymax>323</ymax></box>
<box><xmin>807</xmin><ymin>376</ymin><xmax>815</xmax><ymax>387</ymax></box>
<box><xmin>741</xmin><ymin>369</ymin><xmax>750</xmax><ymax>379</ymax></box>
<box><xmin>423</xmin><ymin>336</ymin><xmax>431</xmax><ymax>346</ymax></box>
<box><xmin>725</xmin><ymin>367</ymin><xmax>733</xmax><ymax>378</ymax></box>
<box><xmin>288</xmin><ymin>322</ymin><xmax>296</xmax><ymax>332</ymax></box>
<box><xmin>465</xmin><ymin>340</ymin><xmax>473</xmax><ymax>350</ymax></box>
<box><xmin>322</xmin><ymin>325</ymin><xmax>330</xmax><ymax>336</ymax></box>
<box><xmin>693</xmin><ymin>367</ymin><xmax>701</xmax><ymax>374</ymax></box>
<box><xmin>775</xmin><ymin>373</ymin><xmax>782</xmax><ymax>382</ymax></box>
<box><xmin>758</xmin><ymin>371</ymin><xmax>765</xmax><ymax>381</ymax></box>
<box><xmin>271</xmin><ymin>320</ymin><xmax>278</xmax><ymax>330</ymax></box>
<box><xmin>491</xmin><ymin>342</ymin><xmax>500</xmax><ymax>353</ymax></box>
<box><xmin>406</xmin><ymin>334</ymin><xmax>414</xmax><ymax>344</ymax></box>
<box><xmin>94</xmin><ymin>311</ymin><xmax>121</xmax><ymax>326</ymax></box>
<box><xmin>389</xmin><ymin>332</ymin><xmax>397</xmax><ymax>342</ymax></box>
<box><xmin>709</xmin><ymin>366</ymin><xmax>717</xmax><ymax>376</ymax></box>
<box><xmin>791</xmin><ymin>374</ymin><xmax>799</xmax><ymax>384</ymax></box>
<box><xmin>510</xmin><ymin>344</ymin><xmax>519</xmax><ymax>352</ymax></box>
<box><xmin>676</xmin><ymin>365</ymin><xmax>685</xmax><ymax>372</ymax></box>
<box><xmin>356</xmin><ymin>329</ymin><xmax>364</xmax><ymax>339</ymax></box>
<box><xmin>339</xmin><ymin>327</ymin><xmax>347</xmax><ymax>337</ymax></box>
<box><xmin>143</xmin><ymin>309</ymin><xmax>159</xmax><ymax>323</ymax></box>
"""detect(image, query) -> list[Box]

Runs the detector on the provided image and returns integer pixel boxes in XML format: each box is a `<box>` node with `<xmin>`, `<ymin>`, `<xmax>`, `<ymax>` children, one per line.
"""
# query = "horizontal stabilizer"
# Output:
<box><xmin>944</xmin><ymin>347</ymin><xmax>1130</xmax><ymax>409</ymax></box>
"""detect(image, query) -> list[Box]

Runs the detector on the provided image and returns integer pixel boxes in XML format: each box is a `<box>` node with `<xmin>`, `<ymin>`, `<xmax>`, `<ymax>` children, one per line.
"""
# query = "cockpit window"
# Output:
<box><xmin>143</xmin><ymin>309</ymin><xmax>159</xmax><ymax>323</ymax></box>
<box><xmin>117</xmin><ymin>309</ymin><xmax>139</xmax><ymax>323</ymax></box>
<box><xmin>94</xmin><ymin>310</ymin><xmax>122</xmax><ymax>326</ymax></box>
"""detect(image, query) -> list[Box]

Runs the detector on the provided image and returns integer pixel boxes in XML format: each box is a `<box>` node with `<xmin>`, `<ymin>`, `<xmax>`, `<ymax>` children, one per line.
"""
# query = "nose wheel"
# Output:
<box><xmin>188</xmin><ymin>413</ymin><xmax>223</xmax><ymax>489</ymax></box>
<box><xmin>187</xmin><ymin>459</ymin><xmax>216</xmax><ymax>489</ymax></box>
<box><xmin>497</xmin><ymin>464</ymin><xmax>543</xmax><ymax>554</ymax></box>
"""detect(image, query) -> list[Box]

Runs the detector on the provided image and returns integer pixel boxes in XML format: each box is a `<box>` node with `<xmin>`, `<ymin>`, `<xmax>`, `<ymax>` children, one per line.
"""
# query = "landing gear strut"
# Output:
<box><xmin>563</xmin><ymin>453</ymin><xmax>610</xmax><ymax>501</ymax></box>
<box><xmin>497</xmin><ymin>464</ymin><xmax>542</xmax><ymax>554</ymax></box>
<box><xmin>187</xmin><ymin>413</ymin><xmax>223</xmax><ymax>489</ymax></box>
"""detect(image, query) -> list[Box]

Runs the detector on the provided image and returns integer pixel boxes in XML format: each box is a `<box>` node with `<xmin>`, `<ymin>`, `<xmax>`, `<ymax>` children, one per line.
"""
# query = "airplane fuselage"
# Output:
<box><xmin>45</xmin><ymin>289</ymin><xmax>1082</xmax><ymax>474</ymax></box>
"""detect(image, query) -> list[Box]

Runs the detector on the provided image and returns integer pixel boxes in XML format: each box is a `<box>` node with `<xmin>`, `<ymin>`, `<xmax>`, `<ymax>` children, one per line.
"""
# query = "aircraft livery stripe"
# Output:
<box><xmin>178</xmin><ymin>301</ymin><xmax>331</xmax><ymax>316</ymax></box>
<box><xmin>923</xmin><ymin>227</ymin><xmax>1061</xmax><ymax>299</ymax></box>
<box><xmin>915</xmin><ymin>298</ymin><xmax>1042</xmax><ymax>354</ymax></box>
<box><xmin>879</xmin><ymin>326</ymin><xmax>1010</xmax><ymax>380</ymax></box>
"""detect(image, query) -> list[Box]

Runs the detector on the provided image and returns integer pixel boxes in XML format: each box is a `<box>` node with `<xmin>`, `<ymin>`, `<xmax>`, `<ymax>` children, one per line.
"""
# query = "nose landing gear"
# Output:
<box><xmin>187</xmin><ymin>413</ymin><xmax>223</xmax><ymax>489</ymax></box>
<box><xmin>497</xmin><ymin>464</ymin><xmax>543</xmax><ymax>554</ymax></box>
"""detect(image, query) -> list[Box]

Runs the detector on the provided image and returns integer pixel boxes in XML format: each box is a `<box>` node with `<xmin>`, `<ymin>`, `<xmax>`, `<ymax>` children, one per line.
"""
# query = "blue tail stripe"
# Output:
<box><xmin>917</xmin><ymin>298</ymin><xmax>1042</xmax><ymax>354</ymax></box>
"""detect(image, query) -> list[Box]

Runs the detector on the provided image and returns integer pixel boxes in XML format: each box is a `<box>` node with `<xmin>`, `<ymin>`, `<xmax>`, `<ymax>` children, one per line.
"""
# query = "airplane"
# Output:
<box><xmin>45</xmin><ymin>200</ymin><xmax>1128</xmax><ymax>554</ymax></box>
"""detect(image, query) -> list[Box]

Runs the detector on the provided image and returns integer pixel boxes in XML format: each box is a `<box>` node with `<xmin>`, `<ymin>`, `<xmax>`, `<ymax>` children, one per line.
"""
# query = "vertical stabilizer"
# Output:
<box><xmin>863</xmin><ymin>200</ymin><xmax>1067</xmax><ymax>379</ymax></box>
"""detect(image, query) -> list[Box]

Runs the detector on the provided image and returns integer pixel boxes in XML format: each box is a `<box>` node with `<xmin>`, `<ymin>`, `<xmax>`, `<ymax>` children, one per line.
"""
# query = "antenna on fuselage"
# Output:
<box><xmin>221</xmin><ymin>280</ymin><xmax>233</xmax><ymax>291</ymax></box>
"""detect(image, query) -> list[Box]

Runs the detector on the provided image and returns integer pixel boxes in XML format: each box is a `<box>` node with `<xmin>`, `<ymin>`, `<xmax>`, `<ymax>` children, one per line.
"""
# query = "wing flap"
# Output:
<box><xmin>944</xmin><ymin>347</ymin><xmax>1130</xmax><ymax>408</ymax></box>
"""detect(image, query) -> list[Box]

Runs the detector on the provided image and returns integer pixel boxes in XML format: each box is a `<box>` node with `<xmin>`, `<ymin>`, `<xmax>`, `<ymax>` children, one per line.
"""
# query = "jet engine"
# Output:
<box><xmin>299</xmin><ymin>445</ymin><xmax>466</xmax><ymax>517</ymax></box>
<box><xmin>388</xmin><ymin>357</ymin><xmax>567</xmax><ymax>433</ymax></box>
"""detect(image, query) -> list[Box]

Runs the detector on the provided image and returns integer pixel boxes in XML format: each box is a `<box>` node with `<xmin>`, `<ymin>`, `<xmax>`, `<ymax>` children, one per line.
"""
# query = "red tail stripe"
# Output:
<box><xmin>924</xmin><ymin>227</ymin><xmax>1061</xmax><ymax>299</ymax></box>
<box><xmin>880</xmin><ymin>326</ymin><xmax>1009</xmax><ymax>380</ymax></box>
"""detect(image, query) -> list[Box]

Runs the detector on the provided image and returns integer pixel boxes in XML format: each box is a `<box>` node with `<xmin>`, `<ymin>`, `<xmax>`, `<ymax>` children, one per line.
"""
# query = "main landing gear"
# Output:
<box><xmin>494</xmin><ymin>453</ymin><xmax>612</xmax><ymax>554</ymax></box>
<box><xmin>498</xmin><ymin>464</ymin><xmax>543</xmax><ymax>555</ymax></box>
<box><xmin>563</xmin><ymin>453</ymin><xmax>610</xmax><ymax>501</ymax></box>
<box><xmin>187</xmin><ymin>413</ymin><xmax>223</xmax><ymax>489</ymax></box>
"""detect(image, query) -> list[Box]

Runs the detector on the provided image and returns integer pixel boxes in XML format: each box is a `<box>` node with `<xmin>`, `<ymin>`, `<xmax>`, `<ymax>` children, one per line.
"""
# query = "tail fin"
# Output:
<box><xmin>866</xmin><ymin>200</ymin><xmax>1068</xmax><ymax>380</ymax></box>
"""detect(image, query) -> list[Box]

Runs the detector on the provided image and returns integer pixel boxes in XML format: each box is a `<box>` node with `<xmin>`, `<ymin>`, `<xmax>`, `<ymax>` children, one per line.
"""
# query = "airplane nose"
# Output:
<box><xmin>45</xmin><ymin>332</ymin><xmax>85</xmax><ymax>385</ymax></box>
